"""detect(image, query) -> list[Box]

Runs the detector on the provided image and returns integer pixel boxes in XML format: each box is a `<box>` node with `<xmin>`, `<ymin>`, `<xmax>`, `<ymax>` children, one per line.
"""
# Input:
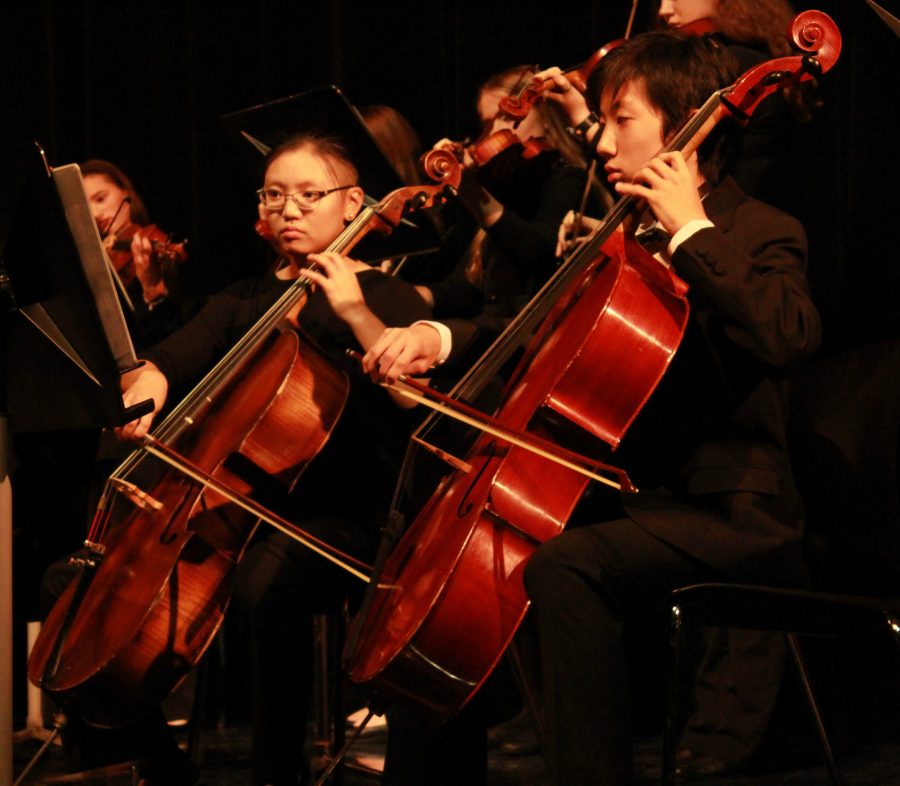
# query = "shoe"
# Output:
<box><xmin>675</xmin><ymin>749</ymin><xmax>741</xmax><ymax>780</ymax></box>
<box><xmin>501</xmin><ymin>733</ymin><xmax>541</xmax><ymax>756</ymax></box>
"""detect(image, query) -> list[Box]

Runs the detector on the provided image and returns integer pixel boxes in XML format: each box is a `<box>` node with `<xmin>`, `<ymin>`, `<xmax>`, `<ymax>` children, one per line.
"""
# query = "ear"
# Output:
<box><xmin>344</xmin><ymin>186</ymin><xmax>365</xmax><ymax>222</ymax></box>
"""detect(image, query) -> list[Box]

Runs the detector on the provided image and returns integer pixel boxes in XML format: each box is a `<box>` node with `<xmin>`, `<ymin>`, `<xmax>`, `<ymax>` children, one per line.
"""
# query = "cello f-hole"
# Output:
<box><xmin>457</xmin><ymin>441</ymin><xmax>498</xmax><ymax>518</ymax></box>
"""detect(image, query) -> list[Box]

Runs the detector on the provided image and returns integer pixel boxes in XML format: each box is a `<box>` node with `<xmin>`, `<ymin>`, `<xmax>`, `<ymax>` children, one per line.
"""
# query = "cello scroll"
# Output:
<box><xmin>721</xmin><ymin>9</ymin><xmax>841</xmax><ymax>122</ymax></box>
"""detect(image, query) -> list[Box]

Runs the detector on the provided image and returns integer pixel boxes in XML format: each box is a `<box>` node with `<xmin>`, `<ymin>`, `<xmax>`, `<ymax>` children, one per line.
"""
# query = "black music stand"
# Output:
<box><xmin>0</xmin><ymin>140</ymin><xmax>152</xmax><ymax>786</ymax></box>
<box><xmin>865</xmin><ymin>0</ymin><xmax>900</xmax><ymax>38</ymax></box>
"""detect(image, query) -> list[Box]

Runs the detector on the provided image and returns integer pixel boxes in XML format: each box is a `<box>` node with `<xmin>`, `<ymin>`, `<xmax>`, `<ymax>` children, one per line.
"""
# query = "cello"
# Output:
<box><xmin>27</xmin><ymin>149</ymin><xmax>460</xmax><ymax>727</ymax></box>
<box><xmin>345</xmin><ymin>11</ymin><xmax>842</xmax><ymax>722</ymax></box>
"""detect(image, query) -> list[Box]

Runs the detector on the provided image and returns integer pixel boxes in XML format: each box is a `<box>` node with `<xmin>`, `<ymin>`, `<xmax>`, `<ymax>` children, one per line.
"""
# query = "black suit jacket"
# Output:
<box><xmin>443</xmin><ymin>178</ymin><xmax>819</xmax><ymax>578</ymax></box>
<box><xmin>619</xmin><ymin>177</ymin><xmax>821</xmax><ymax>578</ymax></box>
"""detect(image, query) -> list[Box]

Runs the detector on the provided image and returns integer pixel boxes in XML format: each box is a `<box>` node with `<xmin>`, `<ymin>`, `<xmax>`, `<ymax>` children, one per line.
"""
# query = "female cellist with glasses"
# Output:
<box><xmin>37</xmin><ymin>133</ymin><xmax>435</xmax><ymax>786</ymax></box>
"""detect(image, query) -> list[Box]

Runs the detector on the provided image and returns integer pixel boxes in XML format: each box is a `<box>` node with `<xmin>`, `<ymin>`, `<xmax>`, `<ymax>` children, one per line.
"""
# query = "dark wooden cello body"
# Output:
<box><xmin>349</xmin><ymin>231</ymin><xmax>687</xmax><ymax>717</ymax></box>
<box><xmin>346</xmin><ymin>11</ymin><xmax>842</xmax><ymax>721</ymax></box>
<box><xmin>28</xmin><ymin>153</ymin><xmax>460</xmax><ymax>727</ymax></box>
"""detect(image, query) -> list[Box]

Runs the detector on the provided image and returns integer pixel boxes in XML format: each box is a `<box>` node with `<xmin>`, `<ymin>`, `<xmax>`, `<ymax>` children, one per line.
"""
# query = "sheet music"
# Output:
<box><xmin>50</xmin><ymin>163</ymin><xmax>139</xmax><ymax>374</ymax></box>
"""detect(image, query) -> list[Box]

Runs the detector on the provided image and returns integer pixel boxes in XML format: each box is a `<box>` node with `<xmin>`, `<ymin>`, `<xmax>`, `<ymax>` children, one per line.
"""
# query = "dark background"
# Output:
<box><xmin>4</xmin><ymin>0</ymin><xmax>900</xmax><ymax>741</ymax></box>
<box><xmin>4</xmin><ymin>0</ymin><xmax>900</xmax><ymax>352</ymax></box>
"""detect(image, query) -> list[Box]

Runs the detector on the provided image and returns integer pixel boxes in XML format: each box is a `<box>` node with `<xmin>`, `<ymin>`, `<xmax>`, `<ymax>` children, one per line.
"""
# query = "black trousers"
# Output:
<box><xmin>522</xmin><ymin>517</ymin><xmax>715</xmax><ymax>786</ymax></box>
<box><xmin>231</xmin><ymin>514</ymin><xmax>377</xmax><ymax>786</ymax></box>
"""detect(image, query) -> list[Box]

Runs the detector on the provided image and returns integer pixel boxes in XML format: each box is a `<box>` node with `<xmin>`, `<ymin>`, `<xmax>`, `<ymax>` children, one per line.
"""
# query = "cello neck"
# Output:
<box><xmin>415</xmin><ymin>83</ymin><xmax>734</xmax><ymax>416</ymax></box>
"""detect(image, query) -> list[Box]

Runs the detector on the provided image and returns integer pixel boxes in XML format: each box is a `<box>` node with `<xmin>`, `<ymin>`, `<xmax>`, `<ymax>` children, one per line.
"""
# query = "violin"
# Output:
<box><xmin>103</xmin><ymin>223</ymin><xmax>188</xmax><ymax>287</ymax></box>
<box><xmin>27</xmin><ymin>150</ymin><xmax>461</xmax><ymax>726</ymax></box>
<box><xmin>344</xmin><ymin>10</ymin><xmax>842</xmax><ymax>722</ymax></box>
<box><xmin>497</xmin><ymin>41</ymin><xmax>623</xmax><ymax>121</ymax></box>
<box><xmin>679</xmin><ymin>17</ymin><xmax>719</xmax><ymax>36</ymax></box>
<box><xmin>446</xmin><ymin>129</ymin><xmax>551</xmax><ymax>170</ymax></box>
<box><xmin>440</xmin><ymin>65</ymin><xmax>554</xmax><ymax>174</ymax></box>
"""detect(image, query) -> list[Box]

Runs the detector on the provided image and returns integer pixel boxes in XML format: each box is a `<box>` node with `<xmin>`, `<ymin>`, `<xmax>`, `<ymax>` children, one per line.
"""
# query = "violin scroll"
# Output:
<box><xmin>791</xmin><ymin>9</ymin><xmax>842</xmax><ymax>73</ymax></box>
<box><xmin>496</xmin><ymin>41</ymin><xmax>624</xmax><ymax>121</ymax></box>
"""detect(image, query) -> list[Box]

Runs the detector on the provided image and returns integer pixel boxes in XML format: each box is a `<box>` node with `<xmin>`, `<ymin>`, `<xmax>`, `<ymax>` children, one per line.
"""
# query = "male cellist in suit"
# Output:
<box><xmin>364</xmin><ymin>30</ymin><xmax>820</xmax><ymax>785</ymax></box>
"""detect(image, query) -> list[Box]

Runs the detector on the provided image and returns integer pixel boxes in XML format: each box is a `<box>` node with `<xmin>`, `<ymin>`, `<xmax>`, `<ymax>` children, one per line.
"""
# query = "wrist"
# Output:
<box><xmin>412</xmin><ymin>320</ymin><xmax>450</xmax><ymax>365</ymax></box>
<box><xmin>668</xmin><ymin>218</ymin><xmax>715</xmax><ymax>254</ymax></box>
<box><xmin>337</xmin><ymin>300</ymin><xmax>370</xmax><ymax>328</ymax></box>
<box><xmin>142</xmin><ymin>281</ymin><xmax>168</xmax><ymax>304</ymax></box>
<box><xmin>567</xmin><ymin>112</ymin><xmax>600</xmax><ymax>144</ymax></box>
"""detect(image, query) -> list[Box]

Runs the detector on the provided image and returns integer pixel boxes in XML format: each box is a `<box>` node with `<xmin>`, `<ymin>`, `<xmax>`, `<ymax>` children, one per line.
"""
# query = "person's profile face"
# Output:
<box><xmin>658</xmin><ymin>0</ymin><xmax>718</xmax><ymax>29</ymax></box>
<box><xmin>593</xmin><ymin>80</ymin><xmax>666</xmax><ymax>184</ymax></box>
<box><xmin>259</xmin><ymin>146</ymin><xmax>362</xmax><ymax>263</ymax></box>
<box><xmin>83</xmin><ymin>173</ymin><xmax>132</xmax><ymax>236</ymax></box>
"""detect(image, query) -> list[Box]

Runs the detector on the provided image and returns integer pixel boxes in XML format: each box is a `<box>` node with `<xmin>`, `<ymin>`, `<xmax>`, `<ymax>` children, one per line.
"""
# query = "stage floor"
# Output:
<box><xmin>12</xmin><ymin>709</ymin><xmax>900</xmax><ymax>785</ymax></box>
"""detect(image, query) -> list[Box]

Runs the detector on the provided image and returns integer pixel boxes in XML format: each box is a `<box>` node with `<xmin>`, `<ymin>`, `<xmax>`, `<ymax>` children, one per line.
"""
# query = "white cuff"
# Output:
<box><xmin>668</xmin><ymin>219</ymin><xmax>715</xmax><ymax>255</ymax></box>
<box><xmin>412</xmin><ymin>320</ymin><xmax>452</xmax><ymax>365</ymax></box>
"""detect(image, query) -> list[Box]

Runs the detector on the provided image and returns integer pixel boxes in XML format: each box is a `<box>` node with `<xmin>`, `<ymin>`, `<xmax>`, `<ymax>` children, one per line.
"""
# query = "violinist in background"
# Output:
<box><xmin>81</xmin><ymin>159</ymin><xmax>191</xmax><ymax>347</ymax></box>
<box><xmin>359</xmin><ymin>103</ymin><xmax>453</xmax><ymax>281</ymax></box>
<box><xmin>364</xmin><ymin>30</ymin><xmax>820</xmax><ymax>784</ymax></box>
<box><xmin>658</xmin><ymin>0</ymin><xmax>798</xmax><ymax>58</ymax></box>
<box><xmin>414</xmin><ymin>65</ymin><xmax>597</xmax><ymax>366</ymax></box>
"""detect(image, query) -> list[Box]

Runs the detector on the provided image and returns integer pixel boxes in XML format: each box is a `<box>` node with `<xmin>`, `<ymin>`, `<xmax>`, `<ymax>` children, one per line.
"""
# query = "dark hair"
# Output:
<box><xmin>359</xmin><ymin>105</ymin><xmax>423</xmax><ymax>185</ymax></box>
<box><xmin>79</xmin><ymin>159</ymin><xmax>150</xmax><ymax>225</ymax></box>
<box><xmin>655</xmin><ymin>0</ymin><xmax>815</xmax><ymax>118</ymax></box>
<box><xmin>586</xmin><ymin>31</ymin><xmax>739</xmax><ymax>183</ymax></box>
<box><xmin>263</xmin><ymin>133</ymin><xmax>359</xmax><ymax>186</ymax></box>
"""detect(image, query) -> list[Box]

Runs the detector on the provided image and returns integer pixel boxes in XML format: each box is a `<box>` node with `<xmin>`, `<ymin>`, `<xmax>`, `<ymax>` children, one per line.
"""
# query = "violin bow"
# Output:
<box><xmin>567</xmin><ymin>0</ymin><xmax>638</xmax><ymax>248</ymax></box>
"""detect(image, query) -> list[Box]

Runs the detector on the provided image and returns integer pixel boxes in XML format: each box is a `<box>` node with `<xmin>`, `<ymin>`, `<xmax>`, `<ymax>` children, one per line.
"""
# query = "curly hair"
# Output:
<box><xmin>711</xmin><ymin>0</ymin><xmax>796</xmax><ymax>57</ymax></box>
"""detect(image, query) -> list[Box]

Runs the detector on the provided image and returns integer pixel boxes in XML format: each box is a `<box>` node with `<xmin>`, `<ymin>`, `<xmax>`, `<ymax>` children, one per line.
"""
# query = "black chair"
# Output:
<box><xmin>661</xmin><ymin>582</ymin><xmax>900</xmax><ymax>785</ymax></box>
<box><xmin>662</xmin><ymin>340</ymin><xmax>900</xmax><ymax>785</ymax></box>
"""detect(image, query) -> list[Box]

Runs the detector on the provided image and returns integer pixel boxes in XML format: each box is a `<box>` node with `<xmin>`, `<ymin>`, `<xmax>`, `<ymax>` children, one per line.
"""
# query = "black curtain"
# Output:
<box><xmin>3</xmin><ymin>0</ymin><xmax>899</xmax><ymax>344</ymax></box>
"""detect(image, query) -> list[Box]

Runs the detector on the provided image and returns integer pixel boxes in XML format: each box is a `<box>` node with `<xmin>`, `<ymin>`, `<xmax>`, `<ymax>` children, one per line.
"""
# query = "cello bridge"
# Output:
<box><xmin>109</xmin><ymin>477</ymin><xmax>164</xmax><ymax>512</ymax></box>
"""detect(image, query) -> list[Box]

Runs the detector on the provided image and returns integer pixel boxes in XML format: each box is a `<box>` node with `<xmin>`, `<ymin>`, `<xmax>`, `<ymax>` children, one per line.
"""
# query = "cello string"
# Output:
<box><xmin>109</xmin><ymin>206</ymin><xmax>377</xmax><ymax>485</ymax></box>
<box><xmin>385</xmin><ymin>380</ymin><xmax>634</xmax><ymax>491</ymax></box>
<box><xmin>97</xmin><ymin>179</ymin><xmax>456</xmax><ymax>565</ymax></box>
